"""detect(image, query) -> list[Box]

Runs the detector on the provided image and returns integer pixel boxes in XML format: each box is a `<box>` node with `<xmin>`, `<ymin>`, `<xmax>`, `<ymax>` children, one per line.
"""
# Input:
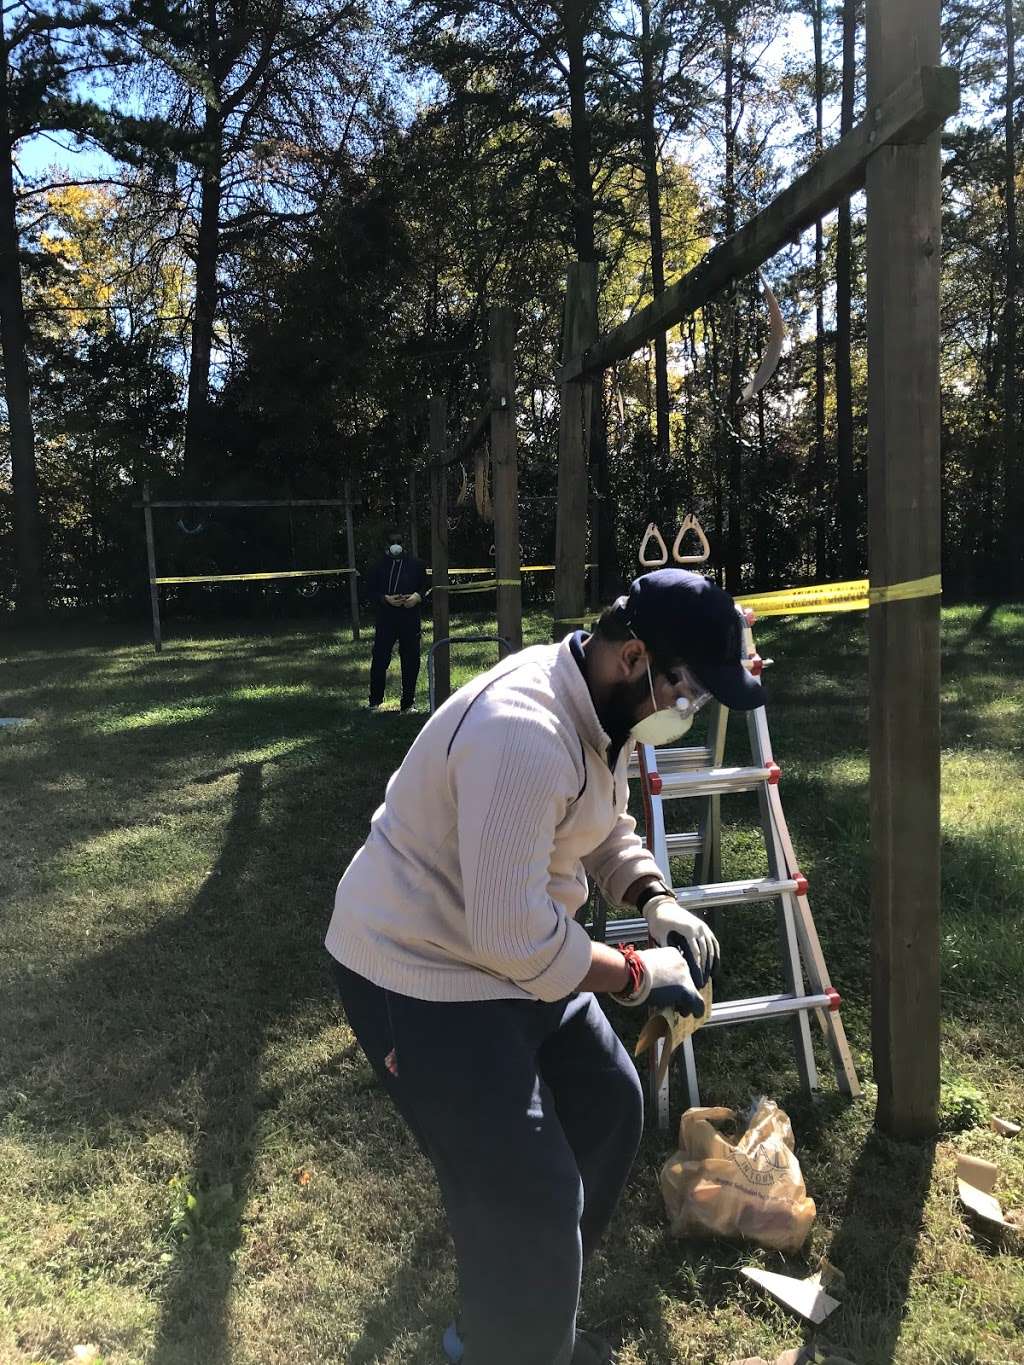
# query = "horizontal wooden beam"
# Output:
<box><xmin>134</xmin><ymin>498</ymin><xmax>349</xmax><ymax>509</ymax></box>
<box><xmin>560</xmin><ymin>64</ymin><xmax>959</xmax><ymax>382</ymax></box>
<box><xmin>426</xmin><ymin>397</ymin><xmax>497</xmax><ymax>471</ymax></box>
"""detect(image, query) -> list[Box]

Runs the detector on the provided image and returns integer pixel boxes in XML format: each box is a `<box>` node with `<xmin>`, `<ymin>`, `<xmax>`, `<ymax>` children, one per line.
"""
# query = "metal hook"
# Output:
<box><xmin>672</xmin><ymin>514</ymin><xmax>711</xmax><ymax>565</ymax></box>
<box><xmin>639</xmin><ymin>522</ymin><xmax>669</xmax><ymax>567</ymax></box>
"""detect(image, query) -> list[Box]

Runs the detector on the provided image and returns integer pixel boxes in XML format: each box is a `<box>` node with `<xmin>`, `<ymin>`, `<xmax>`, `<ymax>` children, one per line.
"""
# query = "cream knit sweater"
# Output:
<box><xmin>325</xmin><ymin>636</ymin><xmax>663</xmax><ymax>1003</ymax></box>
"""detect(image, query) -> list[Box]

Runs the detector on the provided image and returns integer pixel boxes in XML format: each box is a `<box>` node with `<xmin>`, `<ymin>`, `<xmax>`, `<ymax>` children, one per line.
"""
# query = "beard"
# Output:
<box><xmin>597</xmin><ymin>673</ymin><xmax>651</xmax><ymax>752</ymax></box>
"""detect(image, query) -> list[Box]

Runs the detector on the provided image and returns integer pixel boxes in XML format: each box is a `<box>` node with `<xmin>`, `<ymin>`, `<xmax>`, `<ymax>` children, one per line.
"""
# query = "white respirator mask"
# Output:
<box><xmin>630</xmin><ymin>661</ymin><xmax>710</xmax><ymax>746</ymax></box>
<box><xmin>388</xmin><ymin>543</ymin><xmax>403</xmax><ymax>557</ymax></box>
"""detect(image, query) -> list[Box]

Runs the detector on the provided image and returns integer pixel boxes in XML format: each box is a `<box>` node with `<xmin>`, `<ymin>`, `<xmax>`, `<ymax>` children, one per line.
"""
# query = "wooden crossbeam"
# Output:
<box><xmin>559</xmin><ymin>65</ymin><xmax>959</xmax><ymax>382</ymax></box>
<box><xmin>134</xmin><ymin>498</ymin><xmax>349</xmax><ymax>509</ymax></box>
<box><xmin>426</xmin><ymin>398</ymin><xmax>494</xmax><ymax>471</ymax></box>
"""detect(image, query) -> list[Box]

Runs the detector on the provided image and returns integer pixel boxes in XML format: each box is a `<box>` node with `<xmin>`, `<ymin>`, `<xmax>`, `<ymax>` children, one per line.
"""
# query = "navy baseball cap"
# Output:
<box><xmin>621</xmin><ymin>569</ymin><xmax>765</xmax><ymax>711</ymax></box>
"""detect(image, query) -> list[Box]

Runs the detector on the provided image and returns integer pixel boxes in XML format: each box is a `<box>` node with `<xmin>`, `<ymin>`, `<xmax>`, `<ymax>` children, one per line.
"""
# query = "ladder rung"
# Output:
<box><xmin>665</xmin><ymin>831</ymin><xmax>703</xmax><ymax>856</ymax></box>
<box><xmin>656</xmin><ymin>765</ymin><xmax>778</xmax><ymax>797</ymax></box>
<box><xmin>703</xmin><ymin>990</ymin><xmax>836</xmax><ymax>1028</ymax></box>
<box><xmin>673</xmin><ymin>875</ymin><xmax>800</xmax><ymax>911</ymax></box>
<box><xmin>602</xmin><ymin>916</ymin><xmax>648</xmax><ymax>945</ymax></box>
<box><xmin>628</xmin><ymin>746</ymin><xmax>713</xmax><ymax>777</ymax></box>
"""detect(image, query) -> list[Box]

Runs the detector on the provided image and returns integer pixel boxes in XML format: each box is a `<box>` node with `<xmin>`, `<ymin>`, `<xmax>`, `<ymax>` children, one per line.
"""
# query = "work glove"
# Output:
<box><xmin>643</xmin><ymin>891</ymin><xmax>719</xmax><ymax>984</ymax></box>
<box><xmin>402</xmin><ymin>592</ymin><xmax>422</xmax><ymax>607</ymax></box>
<box><xmin>613</xmin><ymin>945</ymin><xmax>707</xmax><ymax>1015</ymax></box>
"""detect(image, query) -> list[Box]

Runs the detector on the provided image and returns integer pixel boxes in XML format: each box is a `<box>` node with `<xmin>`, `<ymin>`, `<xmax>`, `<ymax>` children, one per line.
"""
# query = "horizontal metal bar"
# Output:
<box><xmin>674</xmin><ymin>876</ymin><xmax>797</xmax><ymax>910</ymax></box>
<box><xmin>560</xmin><ymin>65</ymin><xmax>960</xmax><ymax>382</ymax></box>
<box><xmin>628</xmin><ymin>746</ymin><xmax>713</xmax><ymax>776</ymax></box>
<box><xmin>665</xmin><ymin>832</ymin><xmax>703</xmax><ymax>855</ymax></box>
<box><xmin>601</xmin><ymin>917</ymin><xmax>648</xmax><ymax>944</ymax></box>
<box><xmin>658</xmin><ymin>765</ymin><xmax>773</xmax><ymax>797</ymax></box>
<box><xmin>704</xmin><ymin>991</ymin><xmax>834</xmax><ymax>1029</ymax></box>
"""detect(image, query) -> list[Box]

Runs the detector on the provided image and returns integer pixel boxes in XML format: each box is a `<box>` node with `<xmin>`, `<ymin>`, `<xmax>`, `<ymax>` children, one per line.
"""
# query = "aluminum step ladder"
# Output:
<box><xmin>608</xmin><ymin>609</ymin><xmax>861</xmax><ymax>1127</ymax></box>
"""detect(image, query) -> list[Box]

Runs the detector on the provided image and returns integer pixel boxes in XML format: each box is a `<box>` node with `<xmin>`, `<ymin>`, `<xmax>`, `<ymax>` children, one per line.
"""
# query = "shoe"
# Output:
<box><xmin>400</xmin><ymin>703</ymin><xmax>418</xmax><ymax>714</ymax></box>
<box><xmin>441</xmin><ymin>1323</ymin><xmax>612</xmax><ymax>1364</ymax></box>
<box><xmin>442</xmin><ymin>1320</ymin><xmax>463</xmax><ymax>1362</ymax></box>
<box><xmin>367</xmin><ymin>703</ymin><xmax>381</xmax><ymax>713</ymax></box>
<box><xmin>572</xmin><ymin>1328</ymin><xmax>615</xmax><ymax>1363</ymax></box>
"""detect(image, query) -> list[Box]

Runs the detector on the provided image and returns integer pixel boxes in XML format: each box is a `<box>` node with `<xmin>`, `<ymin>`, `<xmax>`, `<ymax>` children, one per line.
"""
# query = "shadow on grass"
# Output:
<box><xmin>150</xmin><ymin>760</ymin><xmax>267</xmax><ymax>1365</ymax></box>
<box><xmin>816</xmin><ymin>1131</ymin><xmax>936</xmax><ymax>1365</ymax></box>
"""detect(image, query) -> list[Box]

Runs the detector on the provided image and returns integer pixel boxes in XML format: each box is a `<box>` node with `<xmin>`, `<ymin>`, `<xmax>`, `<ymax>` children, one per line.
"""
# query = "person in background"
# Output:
<box><xmin>365</xmin><ymin>530</ymin><xmax>429</xmax><ymax>713</ymax></box>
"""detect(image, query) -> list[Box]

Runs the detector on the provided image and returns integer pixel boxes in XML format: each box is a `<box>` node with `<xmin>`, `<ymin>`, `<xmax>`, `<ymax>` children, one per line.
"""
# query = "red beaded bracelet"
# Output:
<box><xmin>618</xmin><ymin>944</ymin><xmax>645</xmax><ymax>1000</ymax></box>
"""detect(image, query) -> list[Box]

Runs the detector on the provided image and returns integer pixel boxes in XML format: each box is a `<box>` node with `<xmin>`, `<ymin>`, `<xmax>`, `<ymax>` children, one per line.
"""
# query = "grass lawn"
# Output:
<box><xmin>2</xmin><ymin>602</ymin><xmax>1023</xmax><ymax>1365</ymax></box>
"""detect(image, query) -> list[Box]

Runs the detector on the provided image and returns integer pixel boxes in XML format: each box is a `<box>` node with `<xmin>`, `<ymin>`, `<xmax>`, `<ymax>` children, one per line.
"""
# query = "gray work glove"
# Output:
<box><xmin>613</xmin><ymin>946</ymin><xmax>707</xmax><ymax>1015</ymax></box>
<box><xmin>644</xmin><ymin>892</ymin><xmax>719</xmax><ymax>984</ymax></box>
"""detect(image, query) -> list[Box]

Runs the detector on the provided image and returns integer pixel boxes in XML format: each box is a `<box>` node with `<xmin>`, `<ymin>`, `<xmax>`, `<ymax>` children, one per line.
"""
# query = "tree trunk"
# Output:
<box><xmin>565</xmin><ymin>0</ymin><xmax>596</xmax><ymax>263</ymax></box>
<box><xmin>835</xmin><ymin>0</ymin><xmax>858</xmax><ymax>576</ymax></box>
<box><xmin>184</xmin><ymin>102</ymin><xmax>223</xmax><ymax>481</ymax></box>
<box><xmin>812</xmin><ymin>0</ymin><xmax>827</xmax><ymax>576</ymax></box>
<box><xmin>1003</xmin><ymin>0</ymin><xmax>1018</xmax><ymax>589</ymax></box>
<box><xmin>0</xmin><ymin>17</ymin><xmax>44</xmax><ymax>619</ymax></box>
<box><xmin>723</xmin><ymin>24</ymin><xmax>743</xmax><ymax>593</ymax></box>
<box><xmin>566</xmin><ymin>0</ymin><xmax>621</xmax><ymax>595</ymax></box>
<box><xmin>638</xmin><ymin>0</ymin><xmax>670</xmax><ymax>491</ymax></box>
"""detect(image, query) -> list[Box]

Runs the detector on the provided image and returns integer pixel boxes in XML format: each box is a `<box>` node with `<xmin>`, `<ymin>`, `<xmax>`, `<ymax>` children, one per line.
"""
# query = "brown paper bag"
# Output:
<box><xmin>660</xmin><ymin>1097</ymin><xmax>816</xmax><ymax>1253</ymax></box>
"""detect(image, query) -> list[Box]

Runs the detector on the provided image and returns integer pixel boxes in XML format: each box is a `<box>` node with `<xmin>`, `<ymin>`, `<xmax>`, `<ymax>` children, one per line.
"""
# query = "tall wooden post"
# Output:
<box><xmin>429</xmin><ymin>398</ymin><xmax>451</xmax><ymax>705</ymax></box>
<box><xmin>489</xmin><ymin>307</ymin><xmax>522</xmax><ymax>651</ymax></box>
<box><xmin>142</xmin><ymin>482</ymin><xmax>162</xmax><ymax>653</ymax></box>
<box><xmin>865</xmin><ymin>0</ymin><xmax>942</xmax><ymax>1138</ymax></box>
<box><xmin>409</xmin><ymin>466</ymin><xmax>419</xmax><ymax>557</ymax></box>
<box><xmin>344</xmin><ymin>479</ymin><xmax>360</xmax><ymax>642</ymax></box>
<box><xmin>553</xmin><ymin>261</ymin><xmax>598</xmax><ymax>639</ymax></box>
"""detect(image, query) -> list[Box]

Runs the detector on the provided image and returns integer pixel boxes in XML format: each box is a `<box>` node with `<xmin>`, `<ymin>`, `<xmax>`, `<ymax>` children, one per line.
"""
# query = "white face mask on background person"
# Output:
<box><xmin>388</xmin><ymin>543</ymin><xmax>403</xmax><ymax>557</ymax></box>
<box><xmin>629</xmin><ymin>661</ymin><xmax>710</xmax><ymax>746</ymax></box>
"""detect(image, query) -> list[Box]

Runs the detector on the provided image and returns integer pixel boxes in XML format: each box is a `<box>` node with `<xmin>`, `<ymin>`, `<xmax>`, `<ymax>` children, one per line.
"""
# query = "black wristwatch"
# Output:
<box><xmin>634</xmin><ymin>882</ymin><xmax>671</xmax><ymax>915</ymax></box>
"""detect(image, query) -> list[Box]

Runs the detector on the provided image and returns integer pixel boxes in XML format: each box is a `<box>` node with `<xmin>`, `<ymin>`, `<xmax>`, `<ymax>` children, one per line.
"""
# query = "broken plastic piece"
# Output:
<box><xmin>825</xmin><ymin>986</ymin><xmax>842</xmax><ymax>1011</ymax></box>
<box><xmin>957</xmin><ymin>1153</ymin><xmax>1024</xmax><ymax>1233</ymax></box>
<box><xmin>741</xmin><ymin>1265</ymin><xmax>840</xmax><ymax>1324</ymax></box>
<box><xmin>794</xmin><ymin>873</ymin><xmax>808</xmax><ymax>896</ymax></box>
<box><xmin>741</xmin><ymin>275</ymin><xmax>786</xmax><ymax>402</ymax></box>
<box><xmin>991</xmin><ymin>1116</ymin><xmax>1022</xmax><ymax>1138</ymax></box>
<box><xmin>648</xmin><ymin>773</ymin><xmax>663</xmax><ymax>795</ymax></box>
<box><xmin>767</xmin><ymin>762</ymin><xmax>781</xmax><ymax>784</ymax></box>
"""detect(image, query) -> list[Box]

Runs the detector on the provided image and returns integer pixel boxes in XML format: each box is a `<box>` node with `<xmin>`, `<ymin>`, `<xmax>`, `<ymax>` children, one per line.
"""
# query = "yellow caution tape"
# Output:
<box><xmin>153</xmin><ymin>568</ymin><xmax>356</xmax><ymax>586</ymax></box>
<box><xmin>426</xmin><ymin>565</ymin><xmax>595</xmax><ymax>576</ymax></box>
<box><xmin>737</xmin><ymin>579</ymin><xmax>869</xmax><ymax>616</ymax></box>
<box><xmin>869</xmin><ymin>573</ymin><xmax>942</xmax><ymax>605</ymax></box>
<box><xmin>738</xmin><ymin>574</ymin><xmax>941</xmax><ymax>617</ymax></box>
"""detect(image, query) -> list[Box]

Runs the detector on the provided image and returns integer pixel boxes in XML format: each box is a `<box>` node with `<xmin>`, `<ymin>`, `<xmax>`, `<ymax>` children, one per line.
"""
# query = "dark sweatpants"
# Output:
<box><xmin>332</xmin><ymin>960</ymin><xmax>644</xmax><ymax>1365</ymax></box>
<box><xmin>368</xmin><ymin>608</ymin><xmax>421</xmax><ymax>708</ymax></box>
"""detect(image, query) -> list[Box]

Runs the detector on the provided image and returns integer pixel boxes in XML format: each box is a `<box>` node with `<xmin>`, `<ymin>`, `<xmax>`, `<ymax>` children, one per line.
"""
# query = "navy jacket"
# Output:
<box><xmin>365</xmin><ymin>553</ymin><xmax>429</xmax><ymax>618</ymax></box>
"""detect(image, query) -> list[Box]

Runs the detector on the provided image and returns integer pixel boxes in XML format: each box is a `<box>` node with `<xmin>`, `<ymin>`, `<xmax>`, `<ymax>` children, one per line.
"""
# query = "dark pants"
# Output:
<box><xmin>332</xmin><ymin>960</ymin><xmax>644</xmax><ymax>1365</ymax></box>
<box><xmin>369</xmin><ymin>608</ymin><xmax>421</xmax><ymax>707</ymax></box>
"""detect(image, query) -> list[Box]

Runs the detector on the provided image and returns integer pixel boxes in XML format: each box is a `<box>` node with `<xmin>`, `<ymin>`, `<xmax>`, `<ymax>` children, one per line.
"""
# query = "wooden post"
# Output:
<box><xmin>489</xmin><ymin>307</ymin><xmax>522</xmax><ymax>651</ymax></box>
<box><xmin>588</xmin><ymin>480</ymin><xmax>601</xmax><ymax>613</ymax></box>
<box><xmin>409</xmin><ymin>466</ymin><xmax>419</xmax><ymax>557</ymax></box>
<box><xmin>554</xmin><ymin>261</ymin><xmax>598</xmax><ymax>639</ymax></box>
<box><xmin>142</xmin><ymin>481</ymin><xmax>162</xmax><ymax>653</ymax></box>
<box><xmin>344</xmin><ymin>479</ymin><xmax>360</xmax><ymax>642</ymax></box>
<box><xmin>429</xmin><ymin>398</ymin><xmax>450</xmax><ymax>705</ymax></box>
<box><xmin>866</xmin><ymin>0</ymin><xmax>942</xmax><ymax>1138</ymax></box>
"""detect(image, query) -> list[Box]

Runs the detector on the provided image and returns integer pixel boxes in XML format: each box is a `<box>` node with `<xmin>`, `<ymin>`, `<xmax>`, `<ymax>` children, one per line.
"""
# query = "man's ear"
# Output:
<box><xmin>618</xmin><ymin>637</ymin><xmax>648</xmax><ymax>678</ymax></box>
